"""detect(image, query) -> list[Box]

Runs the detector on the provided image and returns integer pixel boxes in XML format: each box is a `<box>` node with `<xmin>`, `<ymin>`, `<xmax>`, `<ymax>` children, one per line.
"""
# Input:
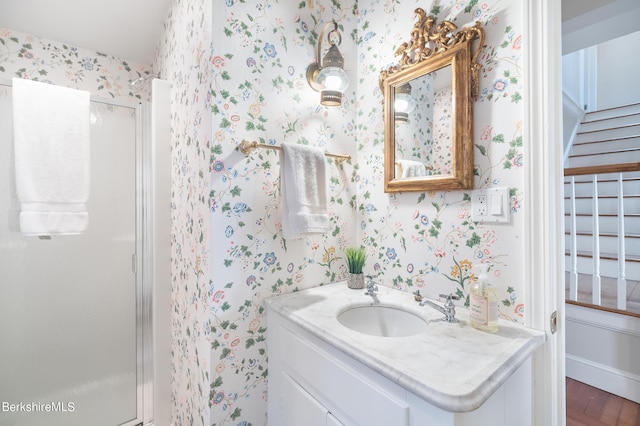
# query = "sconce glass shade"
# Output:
<box><xmin>317</xmin><ymin>69</ymin><xmax>349</xmax><ymax>105</ymax></box>
<box><xmin>394</xmin><ymin>83</ymin><xmax>415</xmax><ymax>124</ymax></box>
<box><xmin>306</xmin><ymin>21</ymin><xmax>349</xmax><ymax>106</ymax></box>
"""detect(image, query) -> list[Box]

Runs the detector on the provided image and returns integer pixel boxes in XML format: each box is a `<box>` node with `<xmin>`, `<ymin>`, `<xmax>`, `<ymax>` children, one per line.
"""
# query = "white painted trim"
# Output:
<box><xmin>523</xmin><ymin>0</ymin><xmax>565</xmax><ymax>425</ymax></box>
<box><xmin>566</xmin><ymin>354</ymin><xmax>640</xmax><ymax>403</ymax></box>
<box><xmin>150</xmin><ymin>79</ymin><xmax>173</xmax><ymax>426</ymax></box>
<box><xmin>562</xmin><ymin>91</ymin><xmax>585</xmax><ymax>164</ymax></box>
<box><xmin>566</xmin><ymin>303</ymin><xmax>640</xmax><ymax>337</ymax></box>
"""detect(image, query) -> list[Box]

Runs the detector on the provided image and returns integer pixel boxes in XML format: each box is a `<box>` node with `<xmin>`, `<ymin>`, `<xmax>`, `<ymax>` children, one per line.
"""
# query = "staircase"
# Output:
<box><xmin>565</xmin><ymin>102</ymin><xmax>640</xmax><ymax>170</ymax></box>
<box><xmin>564</xmin><ymin>103</ymin><xmax>640</xmax><ymax>313</ymax></box>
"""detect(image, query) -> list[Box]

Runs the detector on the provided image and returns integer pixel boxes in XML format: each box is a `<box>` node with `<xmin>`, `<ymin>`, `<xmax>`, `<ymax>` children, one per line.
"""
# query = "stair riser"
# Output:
<box><xmin>584</xmin><ymin>104</ymin><xmax>640</xmax><ymax>122</ymax></box>
<box><xmin>579</xmin><ymin>113</ymin><xmax>640</xmax><ymax>133</ymax></box>
<box><xmin>565</xmin><ymin>255</ymin><xmax>640</xmax><ymax>279</ymax></box>
<box><xmin>575</xmin><ymin>124</ymin><xmax>640</xmax><ymax>144</ymax></box>
<box><xmin>570</xmin><ymin>137</ymin><xmax>640</xmax><ymax>156</ymax></box>
<box><xmin>564</xmin><ymin>216</ymin><xmax>640</xmax><ymax>234</ymax></box>
<box><xmin>564</xmin><ymin>198</ymin><xmax>640</xmax><ymax>215</ymax></box>
<box><xmin>566</xmin><ymin>150</ymin><xmax>640</xmax><ymax>168</ymax></box>
<box><xmin>564</xmin><ymin>234</ymin><xmax>640</xmax><ymax>255</ymax></box>
<box><xmin>564</xmin><ymin>179</ymin><xmax>639</xmax><ymax>198</ymax></box>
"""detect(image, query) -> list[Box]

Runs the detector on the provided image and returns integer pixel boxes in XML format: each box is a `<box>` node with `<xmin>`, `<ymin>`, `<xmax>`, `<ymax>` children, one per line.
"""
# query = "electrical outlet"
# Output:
<box><xmin>473</xmin><ymin>194</ymin><xmax>488</xmax><ymax>218</ymax></box>
<box><xmin>471</xmin><ymin>187</ymin><xmax>510</xmax><ymax>223</ymax></box>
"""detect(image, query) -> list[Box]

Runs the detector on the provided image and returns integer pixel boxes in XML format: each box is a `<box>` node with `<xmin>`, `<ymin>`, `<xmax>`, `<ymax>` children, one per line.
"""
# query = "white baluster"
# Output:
<box><xmin>617</xmin><ymin>173</ymin><xmax>627</xmax><ymax>311</ymax></box>
<box><xmin>569</xmin><ymin>176</ymin><xmax>578</xmax><ymax>301</ymax></box>
<box><xmin>592</xmin><ymin>174</ymin><xmax>601</xmax><ymax>305</ymax></box>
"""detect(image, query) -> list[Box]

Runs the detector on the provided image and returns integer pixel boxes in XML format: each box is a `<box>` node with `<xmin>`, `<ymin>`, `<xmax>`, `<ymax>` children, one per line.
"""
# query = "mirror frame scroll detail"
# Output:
<box><xmin>379</xmin><ymin>9</ymin><xmax>485</xmax><ymax>192</ymax></box>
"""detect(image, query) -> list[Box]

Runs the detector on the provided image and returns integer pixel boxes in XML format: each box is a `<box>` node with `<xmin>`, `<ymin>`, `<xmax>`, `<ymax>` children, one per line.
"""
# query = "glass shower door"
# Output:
<box><xmin>0</xmin><ymin>85</ymin><xmax>143</xmax><ymax>426</ymax></box>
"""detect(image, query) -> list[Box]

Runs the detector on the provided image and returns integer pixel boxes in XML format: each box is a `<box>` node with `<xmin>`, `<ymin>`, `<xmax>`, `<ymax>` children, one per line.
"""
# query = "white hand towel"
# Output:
<box><xmin>12</xmin><ymin>78</ymin><xmax>91</xmax><ymax>236</ymax></box>
<box><xmin>280</xmin><ymin>143</ymin><xmax>330</xmax><ymax>240</ymax></box>
<box><xmin>397</xmin><ymin>159</ymin><xmax>427</xmax><ymax>178</ymax></box>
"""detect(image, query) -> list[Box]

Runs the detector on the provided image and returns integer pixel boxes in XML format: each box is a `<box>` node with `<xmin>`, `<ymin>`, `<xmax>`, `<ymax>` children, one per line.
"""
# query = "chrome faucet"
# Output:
<box><xmin>419</xmin><ymin>293</ymin><xmax>460</xmax><ymax>323</ymax></box>
<box><xmin>364</xmin><ymin>275</ymin><xmax>378</xmax><ymax>297</ymax></box>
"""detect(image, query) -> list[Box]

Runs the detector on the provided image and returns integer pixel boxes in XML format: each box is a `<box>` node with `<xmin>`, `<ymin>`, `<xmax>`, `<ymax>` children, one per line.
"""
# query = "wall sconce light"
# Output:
<box><xmin>306</xmin><ymin>21</ymin><xmax>349</xmax><ymax>106</ymax></box>
<box><xmin>394</xmin><ymin>83</ymin><xmax>415</xmax><ymax>124</ymax></box>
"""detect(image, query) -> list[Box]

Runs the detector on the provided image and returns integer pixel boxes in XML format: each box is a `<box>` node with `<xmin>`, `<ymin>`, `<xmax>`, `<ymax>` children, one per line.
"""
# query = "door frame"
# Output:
<box><xmin>523</xmin><ymin>1</ymin><xmax>566</xmax><ymax>425</ymax></box>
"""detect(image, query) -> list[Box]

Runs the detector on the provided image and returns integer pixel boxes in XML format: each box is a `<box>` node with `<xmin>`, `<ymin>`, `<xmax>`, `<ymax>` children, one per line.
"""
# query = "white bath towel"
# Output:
<box><xmin>12</xmin><ymin>78</ymin><xmax>91</xmax><ymax>236</ymax></box>
<box><xmin>280</xmin><ymin>143</ymin><xmax>330</xmax><ymax>239</ymax></box>
<box><xmin>396</xmin><ymin>159</ymin><xmax>428</xmax><ymax>178</ymax></box>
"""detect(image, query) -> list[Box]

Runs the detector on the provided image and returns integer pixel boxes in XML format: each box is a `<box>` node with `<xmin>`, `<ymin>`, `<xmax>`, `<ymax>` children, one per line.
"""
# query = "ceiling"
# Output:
<box><xmin>562</xmin><ymin>0</ymin><xmax>618</xmax><ymax>21</ymax></box>
<box><xmin>0</xmin><ymin>0</ymin><xmax>631</xmax><ymax>65</ymax></box>
<box><xmin>0</xmin><ymin>0</ymin><xmax>172</xmax><ymax>64</ymax></box>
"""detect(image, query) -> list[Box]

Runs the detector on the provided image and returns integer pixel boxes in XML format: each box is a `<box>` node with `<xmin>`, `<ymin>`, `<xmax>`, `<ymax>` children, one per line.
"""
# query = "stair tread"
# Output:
<box><xmin>584</xmin><ymin>102</ymin><xmax>640</xmax><ymax>117</ymax></box>
<box><xmin>564</xmin><ymin>212</ymin><xmax>640</xmax><ymax>217</ymax></box>
<box><xmin>581</xmin><ymin>111</ymin><xmax>640</xmax><ymax>125</ymax></box>
<box><xmin>564</xmin><ymin>231</ymin><xmax>640</xmax><ymax>238</ymax></box>
<box><xmin>564</xmin><ymin>195</ymin><xmax>640</xmax><ymax>199</ymax></box>
<box><xmin>564</xmin><ymin>176</ymin><xmax>640</xmax><ymax>183</ymax></box>
<box><xmin>569</xmin><ymin>147</ymin><xmax>640</xmax><ymax>158</ymax></box>
<box><xmin>564</xmin><ymin>250</ymin><xmax>640</xmax><ymax>262</ymax></box>
<box><xmin>583</xmin><ymin>103</ymin><xmax>640</xmax><ymax>123</ymax></box>
<box><xmin>577</xmin><ymin>122</ymin><xmax>640</xmax><ymax>134</ymax></box>
<box><xmin>572</xmin><ymin>134</ymin><xmax>640</xmax><ymax>144</ymax></box>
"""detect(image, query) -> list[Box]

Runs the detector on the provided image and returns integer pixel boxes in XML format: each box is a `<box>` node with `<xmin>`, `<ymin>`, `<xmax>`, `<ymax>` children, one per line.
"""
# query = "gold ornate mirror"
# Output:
<box><xmin>379</xmin><ymin>9</ymin><xmax>485</xmax><ymax>192</ymax></box>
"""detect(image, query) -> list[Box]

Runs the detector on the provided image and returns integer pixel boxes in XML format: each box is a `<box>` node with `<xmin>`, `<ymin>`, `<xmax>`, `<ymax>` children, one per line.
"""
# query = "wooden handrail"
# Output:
<box><xmin>564</xmin><ymin>162</ymin><xmax>640</xmax><ymax>176</ymax></box>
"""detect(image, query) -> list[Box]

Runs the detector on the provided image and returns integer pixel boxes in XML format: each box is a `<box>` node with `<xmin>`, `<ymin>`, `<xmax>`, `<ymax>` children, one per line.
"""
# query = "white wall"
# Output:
<box><xmin>562</xmin><ymin>52</ymin><xmax>583</xmax><ymax>108</ymax></box>
<box><xmin>597</xmin><ymin>31</ymin><xmax>640</xmax><ymax>109</ymax></box>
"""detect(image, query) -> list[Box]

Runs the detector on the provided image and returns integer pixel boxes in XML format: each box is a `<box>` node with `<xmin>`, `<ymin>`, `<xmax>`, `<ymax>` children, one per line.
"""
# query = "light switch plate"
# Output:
<box><xmin>471</xmin><ymin>187</ymin><xmax>510</xmax><ymax>223</ymax></box>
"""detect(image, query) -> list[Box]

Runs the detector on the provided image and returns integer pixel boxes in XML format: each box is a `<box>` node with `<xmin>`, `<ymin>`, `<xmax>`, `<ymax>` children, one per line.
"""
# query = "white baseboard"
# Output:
<box><xmin>565</xmin><ymin>303</ymin><xmax>640</xmax><ymax>403</ymax></box>
<box><xmin>566</xmin><ymin>353</ymin><xmax>640</xmax><ymax>403</ymax></box>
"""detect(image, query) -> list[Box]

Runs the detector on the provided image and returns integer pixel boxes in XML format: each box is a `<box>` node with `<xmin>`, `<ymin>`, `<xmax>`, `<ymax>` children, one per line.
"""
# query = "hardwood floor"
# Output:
<box><xmin>567</xmin><ymin>378</ymin><xmax>640</xmax><ymax>425</ymax></box>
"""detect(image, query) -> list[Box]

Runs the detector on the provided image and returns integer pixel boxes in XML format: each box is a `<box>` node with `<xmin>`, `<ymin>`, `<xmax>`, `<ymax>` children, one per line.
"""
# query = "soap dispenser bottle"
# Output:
<box><xmin>469</xmin><ymin>264</ymin><xmax>498</xmax><ymax>332</ymax></box>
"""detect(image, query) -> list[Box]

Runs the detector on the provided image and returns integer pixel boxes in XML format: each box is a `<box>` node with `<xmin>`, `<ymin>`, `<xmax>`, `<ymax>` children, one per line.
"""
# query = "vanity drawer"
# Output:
<box><xmin>279</xmin><ymin>324</ymin><xmax>409</xmax><ymax>426</ymax></box>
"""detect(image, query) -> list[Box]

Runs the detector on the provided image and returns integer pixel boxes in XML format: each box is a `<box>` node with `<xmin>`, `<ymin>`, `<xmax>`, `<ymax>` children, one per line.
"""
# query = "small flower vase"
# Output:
<box><xmin>347</xmin><ymin>272</ymin><xmax>365</xmax><ymax>289</ymax></box>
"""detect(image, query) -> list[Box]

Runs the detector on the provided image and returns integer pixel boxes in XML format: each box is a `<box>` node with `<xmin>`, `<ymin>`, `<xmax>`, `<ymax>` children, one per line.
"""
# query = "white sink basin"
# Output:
<box><xmin>337</xmin><ymin>305</ymin><xmax>427</xmax><ymax>337</ymax></box>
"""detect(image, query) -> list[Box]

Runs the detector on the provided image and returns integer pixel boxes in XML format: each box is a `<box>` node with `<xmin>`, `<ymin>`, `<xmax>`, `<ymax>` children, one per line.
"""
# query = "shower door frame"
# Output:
<box><xmin>0</xmin><ymin>79</ymin><xmax>153</xmax><ymax>426</ymax></box>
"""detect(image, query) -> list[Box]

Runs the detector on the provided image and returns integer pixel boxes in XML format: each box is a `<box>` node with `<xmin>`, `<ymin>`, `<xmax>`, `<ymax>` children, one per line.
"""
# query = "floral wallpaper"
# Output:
<box><xmin>357</xmin><ymin>0</ymin><xmax>524</xmax><ymax>314</ymax></box>
<box><xmin>209</xmin><ymin>1</ymin><xmax>357</xmax><ymax>424</ymax></box>
<box><xmin>0</xmin><ymin>28</ymin><xmax>153</xmax><ymax>102</ymax></box>
<box><xmin>153</xmin><ymin>0</ymin><xmax>213</xmax><ymax>425</ymax></box>
<box><xmin>208</xmin><ymin>0</ymin><xmax>524</xmax><ymax>424</ymax></box>
<box><xmin>431</xmin><ymin>86</ymin><xmax>454</xmax><ymax>174</ymax></box>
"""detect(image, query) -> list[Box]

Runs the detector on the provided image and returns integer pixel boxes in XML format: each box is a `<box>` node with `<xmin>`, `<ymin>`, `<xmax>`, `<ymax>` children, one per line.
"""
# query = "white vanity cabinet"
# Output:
<box><xmin>265</xmin><ymin>283</ymin><xmax>546</xmax><ymax>426</ymax></box>
<box><xmin>269</xmin><ymin>316</ymin><xmax>408</xmax><ymax>425</ymax></box>
<box><xmin>281</xmin><ymin>371</ymin><xmax>344</xmax><ymax>426</ymax></box>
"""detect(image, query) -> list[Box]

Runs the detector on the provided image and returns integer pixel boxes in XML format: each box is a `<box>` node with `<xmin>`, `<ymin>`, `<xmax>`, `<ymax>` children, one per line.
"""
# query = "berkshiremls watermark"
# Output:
<box><xmin>2</xmin><ymin>401</ymin><xmax>75</xmax><ymax>413</ymax></box>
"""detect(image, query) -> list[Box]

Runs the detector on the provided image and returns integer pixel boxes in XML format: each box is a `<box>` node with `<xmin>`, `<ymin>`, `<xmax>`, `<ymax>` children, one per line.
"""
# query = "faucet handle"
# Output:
<box><xmin>439</xmin><ymin>293</ymin><xmax>460</xmax><ymax>301</ymax></box>
<box><xmin>439</xmin><ymin>293</ymin><xmax>460</xmax><ymax>323</ymax></box>
<box><xmin>364</xmin><ymin>275</ymin><xmax>378</xmax><ymax>296</ymax></box>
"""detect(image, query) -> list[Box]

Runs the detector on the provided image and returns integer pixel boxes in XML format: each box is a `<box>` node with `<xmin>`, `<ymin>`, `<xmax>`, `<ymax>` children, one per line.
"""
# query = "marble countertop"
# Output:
<box><xmin>264</xmin><ymin>282</ymin><xmax>546</xmax><ymax>413</ymax></box>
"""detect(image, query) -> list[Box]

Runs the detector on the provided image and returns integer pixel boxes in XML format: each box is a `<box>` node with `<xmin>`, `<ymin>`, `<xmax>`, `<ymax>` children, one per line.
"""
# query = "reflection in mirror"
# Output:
<box><xmin>394</xmin><ymin>65</ymin><xmax>454</xmax><ymax>178</ymax></box>
<box><xmin>379</xmin><ymin>9</ymin><xmax>485</xmax><ymax>192</ymax></box>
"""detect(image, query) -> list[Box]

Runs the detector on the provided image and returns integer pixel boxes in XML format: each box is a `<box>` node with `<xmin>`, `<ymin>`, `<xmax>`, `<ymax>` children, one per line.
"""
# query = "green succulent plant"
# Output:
<box><xmin>344</xmin><ymin>246</ymin><xmax>366</xmax><ymax>274</ymax></box>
